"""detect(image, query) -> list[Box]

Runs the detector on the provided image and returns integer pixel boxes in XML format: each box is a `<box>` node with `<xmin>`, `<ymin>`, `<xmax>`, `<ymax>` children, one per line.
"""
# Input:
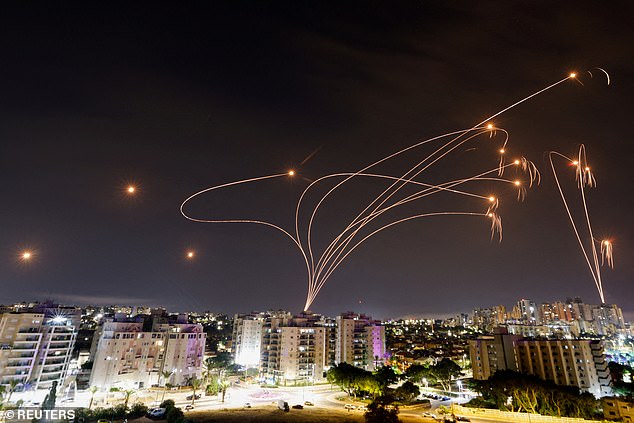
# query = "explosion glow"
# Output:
<box><xmin>549</xmin><ymin>145</ymin><xmax>614</xmax><ymax>303</ymax></box>
<box><xmin>181</xmin><ymin>72</ymin><xmax>609</xmax><ymax>311</ymax></box>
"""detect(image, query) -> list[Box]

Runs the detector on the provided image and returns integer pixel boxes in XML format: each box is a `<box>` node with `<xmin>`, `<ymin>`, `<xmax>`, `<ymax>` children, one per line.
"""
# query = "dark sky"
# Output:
<box><xmin>1</xmin><ymin>2</ymin><xmax>633</xmax><ymax>319</ymax></box>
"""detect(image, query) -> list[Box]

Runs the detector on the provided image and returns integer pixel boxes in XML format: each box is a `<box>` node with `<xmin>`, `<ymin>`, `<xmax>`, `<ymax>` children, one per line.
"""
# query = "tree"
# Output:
<box><xmin>218</xmin><ymin>378</ymin><xmax>230</xmax><ymax>403</ymax></box>
<box><xmin>364</xmin><ymin>395</ymin><xmax>401</xmax><ymax>423</ymax></box>
<box><xmin>160</xmin><ymin>370</ymin><xmax>173</xmax><ymax>403</ymax></box>
<box><xmin>6</xmin><ymin>380</ymin><xmax>20</xmax><ymax>403</ymax></box>
<box><xmin>404</xmin><ymin>364</ymin><xmax>429</xmax><ymax>384</ymax></box>
<box><xmin>468</xmin><ymin>370</ymin><xmax>600</xmax><ymax>419</ymax></box>
<box><xmin>188</xmin><ymin>377</ymin><xmax>202</xmax><ymax>405</ymax></box>
<box><xmin>41</xmin><ymin>381</ymin><xmax>57</xmax><ymax>410</ymax></box>
<box><xmin>373</xmin><ymin>366</ymin><xmax>399</xmax><ymax>391</ymax></box>
<box><xmin>427</xmin><ymin>358</ymin><xmax>462</xmax><ymax>392</ymax></box>
<box><xmin>206</xmin><ymin>352</ymin><xmax>232</xmax><ymax>377</ymax></box>
<box><xmin>395</xmin><ymin>381</ymin><xmax>420</xmax><ymax>403</ymax></box>
<box><xmin>88</xmin><ymin>386</ymin><xmax>99</xmax><ymax>410</ymax></box>
<box><xmin>327</xmin><ymin>362</ymin><xmax>369</xmax><ymax>398</ymax></box>
<box><xmin>122</xmin><ymin>388</ymin><xmax>135</xmax><ymax>409</ymax></box>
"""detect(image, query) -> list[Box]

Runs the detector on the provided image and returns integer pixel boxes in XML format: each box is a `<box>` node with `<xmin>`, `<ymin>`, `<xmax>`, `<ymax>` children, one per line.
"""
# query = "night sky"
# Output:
<box><xmin>1</xmin><ymin>2</ymin><xmax>633</xmax><ymax>319</ymax></box>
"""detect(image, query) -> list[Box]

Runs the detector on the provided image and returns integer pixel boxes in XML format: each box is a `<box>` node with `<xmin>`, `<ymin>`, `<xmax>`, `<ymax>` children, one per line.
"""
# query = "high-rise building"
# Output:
<box><xmin>515</xmin><ymin>339</ymin><xmax>611</xmax><ymax>397</ymax></box>
<box><xmin>516</xmin><ymin>299</ymin><xmax>539</xmax><ymax>324</ymax></box>
<box><xmin>470</xmin><ymin>329</ymin><xmax>611</xmax><ymax>397</ymax></box>
<box><xmin>335</xmin><ymin>312</ymin><xmax>385</xmax><ymax>371</ymax></box>
<box><xmin>232</xmin><ymin>313</ymin><xmax>264</xmax><ymax>367</ymax></box>
<box><xmin>89</xmin><ymin>315</ymin><xmax>205</xmax><ymax>390</ymax></box>
<box><xmin>0</xmin><ymin>304</ymin><xmax>79</xmax><ymax>390</ymax></box>
<box><xmin>259</xmin><ymin>311</ymin><xmax>326</xmax><ymax>385</ymax></box>
<box><xmin>469</xmin><ymin>327</ymin><xmax>520</xmax><ymax>380</ymax></box>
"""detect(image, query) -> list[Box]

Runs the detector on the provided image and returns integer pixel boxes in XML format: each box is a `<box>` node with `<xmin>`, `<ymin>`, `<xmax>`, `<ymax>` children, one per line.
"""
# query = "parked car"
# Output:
<box><xmin>185</xmin><ymin>394</ymin><xmax>201</xmax><ymax>401</ymax></box>
<box><xmin>184</xmin><ymin>405</ymin><xmax>194</xmax><ymax>411</ymax></box>
<box><xmin>344</xmin><ymin>404</ymin><xmax>356</xmax><ymax>410</ymax></box>
<box><xmin>147</xmin><ymin>408</ymin><xmax>166</xmax><ymax>419</ymax></box>
<box><xmin>292</xmin><ymin>404</ymin><xmax>303</xmax><ymax>410</ymax></box>
<box><xmin>456</xmin><ymin>417</ymin><xmax>471</xmax><ymax>422</ymax></box>
<box><xmin>277</xmin><ymin>400</ymin><xmax>289</xmax><ymax>412</ymax></box>
<box><xmin>244</xmin><ymin>402</ymin><xmax>252</xmax><ymax>408</ymax></box>
<box><xmin>304</xmin><ymin>401</ymin><xmax>314</xmax><ymax>406</ymax></box>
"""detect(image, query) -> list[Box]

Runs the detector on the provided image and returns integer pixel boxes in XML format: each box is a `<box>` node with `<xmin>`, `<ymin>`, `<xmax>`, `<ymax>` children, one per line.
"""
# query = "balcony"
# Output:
<box><xmin>6</xmin><ymin>363</ymin><xmax>32</xmax><ymax>368</ymax></box>
<box><xmin>12</xmin><ymin>345</ymin><xmax>37</xmax><ymax>350</ymax></box>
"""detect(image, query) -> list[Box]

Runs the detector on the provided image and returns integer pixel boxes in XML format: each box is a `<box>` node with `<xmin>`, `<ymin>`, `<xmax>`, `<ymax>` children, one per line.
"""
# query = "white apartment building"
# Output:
<box><xmin>232</xmin><ymin>314</ymin><xmax>264</xmax><ymax>367</ymax></box>
<box><xmin>335</xmin><ymin>312</ymin><xmax>385</xmax><ymax>371</ymax></box>
<box><xmin>259</xmin><ymin>312</ymin><xmax>328</xmax><ymax>385</ymax></box>
<box><xmin>90</xmin><ymin>318</ymin><xmax>205</xmax><ymax>390</ymax></box>
<box><xmin>0</xmin><ymin>313</ymin><xmax>43</xmax><ymax>387</ymax></box>
<box><xmin>254</xmin><ymin>311</ymin><xmax>386</xmax><ymax>385</ymax></box>
<box><xmin>0</xmin><ymin>306</ymin><xmax>79</xmax><ymax>391</ymax></box>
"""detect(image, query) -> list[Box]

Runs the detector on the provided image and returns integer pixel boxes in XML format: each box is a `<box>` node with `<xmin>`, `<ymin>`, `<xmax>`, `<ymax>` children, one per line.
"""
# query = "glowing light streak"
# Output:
<box><xmin>181</xmin><ymin>72</ymin><xmax>595</xmax><ymax>310</ymax></box>
<box><xmin>549</xmin><ymin>146</ymin><xmax>613</xmax><ymax>303</ymax></box>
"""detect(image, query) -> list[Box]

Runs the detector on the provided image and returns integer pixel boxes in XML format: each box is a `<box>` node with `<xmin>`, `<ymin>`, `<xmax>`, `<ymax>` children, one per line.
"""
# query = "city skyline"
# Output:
<box><xmin>2</xmin><ymin>3</ymin><xmax>633</xmax><ymax>319</ymax></box>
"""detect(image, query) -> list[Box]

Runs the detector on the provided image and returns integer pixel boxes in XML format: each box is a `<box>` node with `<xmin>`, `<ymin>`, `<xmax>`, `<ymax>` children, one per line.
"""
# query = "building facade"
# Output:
<box><xmin>232</xmin><ymin>313</ymin><xmax>264</xmax><ymax>367</ymax></box>
<box><xmin>0</xmin><ymin>305</ymin><xmax>79</xmax><ymax>391</ymax></box>
<box><xmin>335</xmin><ymin>312</ymin><xmax>385</xmax><ymax>371</ymax></box>
<box><xmin>89</xmin><ymin>316</ymin><xmax>205</xmax><ymax>390</ymax></box>
<box><xmin>470</xmin><ymin>328</ymin><xmax>611</xmax><ymax>397</ymax></box>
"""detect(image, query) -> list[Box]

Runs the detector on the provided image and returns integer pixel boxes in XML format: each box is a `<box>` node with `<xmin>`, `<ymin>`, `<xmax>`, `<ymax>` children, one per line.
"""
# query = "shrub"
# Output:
<box><xmin>166</xmin><ymin>407</ymin><xmax>184</xmax><ymax>423</ymax></box>
<box><xmin>160</xmin><ymin>399</ymin><xmax>176</xmax><ymax>410</ymax></box>
<box><xmin>128</xmin><ymin>402</ymin><xmax>149</xmax><ymax>418</ymax></box>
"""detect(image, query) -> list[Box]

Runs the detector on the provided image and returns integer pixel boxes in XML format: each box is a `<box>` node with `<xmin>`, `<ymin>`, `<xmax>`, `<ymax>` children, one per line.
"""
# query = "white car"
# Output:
<box><xmin>148</xmin><ymin>408</ymin><xmax>167</xmax><ymax>418</ymax></box>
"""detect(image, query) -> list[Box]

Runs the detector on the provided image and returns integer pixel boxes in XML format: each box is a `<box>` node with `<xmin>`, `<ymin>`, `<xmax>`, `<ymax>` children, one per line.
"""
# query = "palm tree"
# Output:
<box><xmin>122</xmin><ymin>388</ymin><xmax>135</xmax><ymax>409</ymax></box>
<box><xmin>6</xmin><ymin>380</ymin><xmax>21</xmax><ymax>403</ymax></box>
<box><xmin>218</xmin><ymin>379</ymin><xmax>230</xmax><ymax>403</ymax></box>
<box><xmin>188</xmin><ymin>377</ymin><xmax>202</xmax><ymax>406</ymax></box>
<box><xmin>88</xmin><ymin>386</ymin><xmax>98</xmax><ymax>410</ymax></box>
<box><xmin>202</xmin><ymin>359</ymin><xmax>214</xmax><ymax>385</ymax></box>
<box><xmin>160</xmin><ymin>371</ymin><xmax>173</xmax><ymax>403</ymax></box>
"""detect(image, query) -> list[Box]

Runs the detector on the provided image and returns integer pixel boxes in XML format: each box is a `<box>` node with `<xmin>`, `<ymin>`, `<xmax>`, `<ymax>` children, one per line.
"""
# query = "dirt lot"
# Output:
<box><xmin>188</xmin><ymin>404</ymin><xmax>427</xmax><ymax>422</ymax></box>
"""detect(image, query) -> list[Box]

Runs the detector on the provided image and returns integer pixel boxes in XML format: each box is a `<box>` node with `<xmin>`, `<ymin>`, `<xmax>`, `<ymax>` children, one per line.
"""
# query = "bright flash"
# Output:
<box><xmin>187</xmin><ymin>251</ymin><xmax>195</xmax><ymax>259</ymax></box>
<box><xmin>486</xmin><ymin>123</ymin><xmax>494</xmax><ymax>130</ymax></box>
<box><xmin>572</xmin><ymin>160</ymin><xmax>579</xmax><ymax>166</ymax></box>
<box><xmin>487</xmin><ymin>213</ymin><xmax>494</xmax><ymax>217</ymax></box>
<box><xmin>288</xmin><ymin>170</ymin><xmax>295</xmax><ymax>176</ymax></box>
<box><xmin>603</xmin><ymin>240</ymin><xmax>610</xmax><ymax>245</ymax></box>
<box><xmin>514</xmin><ymin>180</ymin><xmax>521</xmax><ymax>186</ymax></box>
<box><xmin>488</xmin><ymin>196</ymin><xmax>495</xmax><ymax>202</ymax></box>
<box><xmin>514</xmin><ymin>159</ymin><xmax>520</xmax><ymax>165</ymax></box>
<box><xmin>570</xmin><ymin>72</ymin><xmax>576</xmax><ymax>78</ymax></box>
<box><xmin>21</xmin><ymin>251</ymin><xmax>32</xmax><ymax>260</ymax></box>
<box><xmin>127</xmin><ymin>185</ymin><xmax>136</xmax><ymax>194</ymax></box>
<box><xmin>499</xmin><ymin>149</ymin><xmax>505</xmax><ymax>154</ymax></box>
<box><xmin>585</xmin><ymin>166</ymin><xmax>590</xmax><ymax>171</ymax></box>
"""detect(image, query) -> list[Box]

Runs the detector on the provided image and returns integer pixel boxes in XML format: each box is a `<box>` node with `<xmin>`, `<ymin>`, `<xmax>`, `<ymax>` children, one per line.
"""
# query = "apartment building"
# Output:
<box><xmin>469</xmin><ymin>328</ymin><xmax>611</xmax><ymax>397</ymax></box>
<box><xmin>259</xmin><ymin>311</ymin><xmax>328</xmax><ymax>385</ymax></box>
<box><xmin>515</xmin><ymin>339</ymin><xmax>611</xmax><ymax>397</ymax></box>
<box><xmin>232</xmin><ymin>313</ymin><xmax>264</xmax><ymax>367</ymax></box>
<box><xmin>0</xmin><ymin>305</ymin><xmax>79</xmax><ymax>390</ymax></box>
<box><xmin>89</xmin><ymin>314</ymin><xmax>205</xmax><ymax>390</ymax></box>
<box><xmin>335</xmin><ymin>312</ymin><xmax>385</xmax><ymax>371</ymax></box>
